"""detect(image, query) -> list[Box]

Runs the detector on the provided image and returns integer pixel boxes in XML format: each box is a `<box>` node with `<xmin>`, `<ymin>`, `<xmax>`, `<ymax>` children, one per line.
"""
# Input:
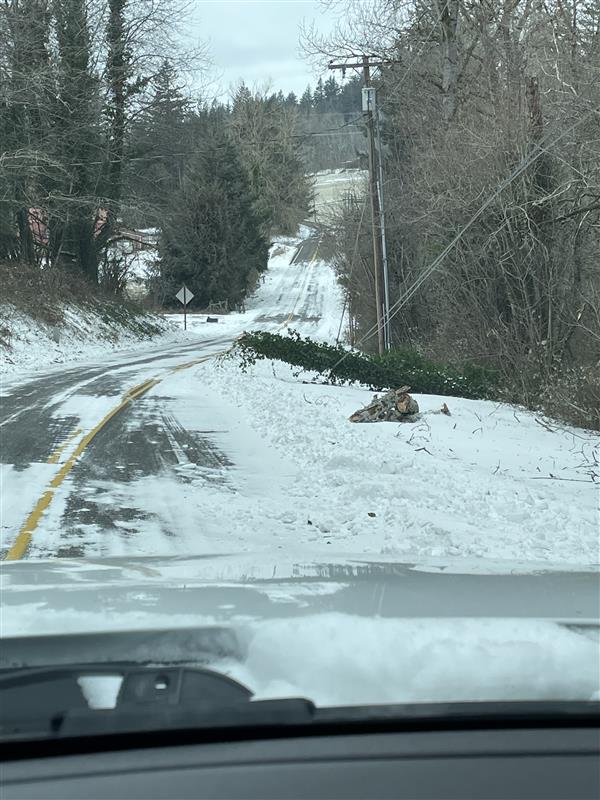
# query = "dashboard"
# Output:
<box><xmin>2</xmin><ymin>725</ymin><xmax>599</xmax><ymax>799</ymax></box>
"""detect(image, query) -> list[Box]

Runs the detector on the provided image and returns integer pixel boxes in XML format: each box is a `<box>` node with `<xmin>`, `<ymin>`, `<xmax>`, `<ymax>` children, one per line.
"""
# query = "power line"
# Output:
<box><xmin>326</xmin><ymin>102</ymin><xmax>600</xmax><ymax>371</ymax></box>
<box><xmin>2</xmin><ymin>116</ymin><xmax>366</xmax><ymax>170</ymax></box>
<box><xmin>329</xmin><ymin>54</ymin><xmax>398</xmax><ymax>355</ymax></box>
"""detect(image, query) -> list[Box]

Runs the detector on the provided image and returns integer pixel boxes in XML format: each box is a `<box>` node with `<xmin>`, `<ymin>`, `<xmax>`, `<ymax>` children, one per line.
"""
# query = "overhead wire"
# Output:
<box><xmin>324</xmin><ymin>7</ymin><xmax>599</xmax><ymax>363</ymax></box>
<box><xmin>7</xmin><ymin>114</ymin><xmax>368</xmax><ymax>171</ymax></box>
<box><xmin>326</xmin><ymin>101</ymin><xmax>599</xmax><ymax>372</ymax></box>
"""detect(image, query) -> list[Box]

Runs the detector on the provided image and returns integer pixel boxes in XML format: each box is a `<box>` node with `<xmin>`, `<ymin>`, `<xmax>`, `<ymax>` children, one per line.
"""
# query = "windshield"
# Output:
<box><xmin>1</xmin><ymin>0</ymin><xmax>598</xmax><ymax>717</ymax></box>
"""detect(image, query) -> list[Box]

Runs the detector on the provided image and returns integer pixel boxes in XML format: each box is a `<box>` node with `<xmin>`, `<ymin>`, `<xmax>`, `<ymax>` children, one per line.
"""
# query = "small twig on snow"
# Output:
<box><xmin>415</xmin><ymin>446</ymin><xmax>433</xmax><ymax>456</ymax></box>
<box><xmin>529</xmin><ymin>475</ymin><xmax>595</xmax><ymax>483</ymax></box>
<box><xmin>535</xmin><ymin>417</ymin><xmax>556</xmax><ymax>433</ymax></box>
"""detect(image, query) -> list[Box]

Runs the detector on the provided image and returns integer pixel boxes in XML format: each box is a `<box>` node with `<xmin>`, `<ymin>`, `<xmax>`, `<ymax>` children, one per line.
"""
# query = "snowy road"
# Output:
<box><xmin>1</xmin><ymin>226</ymin><xmax>598</xmax><ymax>571</ymax></box>
<box><xmin>0</xmin><ymin>336</ymin><xmax>232</xmax><ymax>558</ymax></box>
<box><xmin>0</xmin><ymin>229</ymin><xmax>345</xmax><ymax>559</ymax></box>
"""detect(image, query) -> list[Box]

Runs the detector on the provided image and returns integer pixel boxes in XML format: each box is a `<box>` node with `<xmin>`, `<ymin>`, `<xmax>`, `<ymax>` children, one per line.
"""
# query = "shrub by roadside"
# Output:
<box><xmin>538</xmin><ymin>367</ymin><xmax>600</xmax><ymax>432</ymax></box>
<box><xmin>235</xmin><ymin>330</ymin><xmax>599</xmax><ymax>431</ymax></box>
<box><xmin>234</xmin><ymin>330</ymin><xmax>499</xmax><ymax>400</ymax></box>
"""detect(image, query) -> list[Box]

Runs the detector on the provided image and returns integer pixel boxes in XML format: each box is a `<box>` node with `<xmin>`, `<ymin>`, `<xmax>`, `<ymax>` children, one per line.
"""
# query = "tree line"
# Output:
<box><xmin>316</xmin><ymin>0</ymin><xmax>600</xmax><ymax>428</ymax></box>
<box><xmin>0</xmin><ymin>0</ymin><xmax>315</xmax><ymax>311</ymax></box>
<box><xmin>296</xmin><ymin>76</ymin><xmax>366</xmax><ymax>172</ymax></box>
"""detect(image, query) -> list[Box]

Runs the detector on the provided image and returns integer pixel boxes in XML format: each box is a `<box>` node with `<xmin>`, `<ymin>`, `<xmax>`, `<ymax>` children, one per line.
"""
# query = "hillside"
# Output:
<box><xmin>0</xmin><ymin>261</ymin><xmax>185</xmax><ymax>376</ymax></box>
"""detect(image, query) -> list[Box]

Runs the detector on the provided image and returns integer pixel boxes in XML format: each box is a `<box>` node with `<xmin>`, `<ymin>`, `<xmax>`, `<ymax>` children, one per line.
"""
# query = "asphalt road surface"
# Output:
<box><xmin>1</xmin><ymin>335</ymin><xmax>235</xmax><ymax>558</ymax></box>
<box><xmin>1</xmin><ymin>231</ymin><xmax>331</xmax><ymax>560</ymax></box>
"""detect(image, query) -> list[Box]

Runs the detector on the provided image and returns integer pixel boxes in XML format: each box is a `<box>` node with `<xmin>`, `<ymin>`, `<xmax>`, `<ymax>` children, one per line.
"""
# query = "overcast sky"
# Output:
<box><xmin>190</xmin><ymin>1</ymin><xmax>341</xmax><ymax>99</ymax></box>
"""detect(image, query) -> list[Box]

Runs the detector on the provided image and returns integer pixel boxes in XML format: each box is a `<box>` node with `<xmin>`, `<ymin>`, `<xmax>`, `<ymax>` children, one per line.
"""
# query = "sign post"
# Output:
<box><xmin>175</xmin><ymin>285</ymin><xmax>194</xmax><ymax>330</ymax></box>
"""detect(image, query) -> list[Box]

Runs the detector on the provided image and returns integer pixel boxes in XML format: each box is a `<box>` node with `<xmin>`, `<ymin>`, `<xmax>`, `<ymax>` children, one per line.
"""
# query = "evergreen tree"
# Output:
<box><xmin>230</xmin><ymin>89</ymin><xmax>312</xmax><ymax>235</ymax></box>
<box><xmin>312</xmin><ymin>77</ymin><xmax>325</xmax><ymax>110</ymax></box>
<box><xmin>322</xmin><ymin>76</ymin><xmax>339</xmax><ymax>110</ymax></box>
<box><xmin>127</xmin><ymin>59</ymin><xmax>191</xmax><ymax>219</ymax></box>
<box><xmin>101</xmin><ymin>0</ymin><xmax>149</xmax><ymax>239</ymax></box>
<box><xmin>157</xmin><ymin>127</ymin><xmax>268</xmax><ymax>309</ymax></box>
<box><xmin>299</xmin><ymin>86</ymin><xmax>312</xmax><ymax>115</ymax></box>
<box><xmin>1</xmin><ymin>0</ymin><xmax>54</xmax><ymax>263</ymax></box>
<box><xmin>50</xmin><ymin>0</ymin><xmax>102</xmax><ymax>281</ymax></box>
<box><xmin>339</xmin><ymin>76</ymin><xmax>363</xmax><ymax>116</ymax></box>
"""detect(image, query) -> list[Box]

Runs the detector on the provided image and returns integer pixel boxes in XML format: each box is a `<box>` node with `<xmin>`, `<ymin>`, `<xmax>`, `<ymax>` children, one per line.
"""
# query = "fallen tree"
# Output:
<box><xmin>234</xmin><ymin>330</ymin><xmax>498</xmax><ymax>400</ymax></box>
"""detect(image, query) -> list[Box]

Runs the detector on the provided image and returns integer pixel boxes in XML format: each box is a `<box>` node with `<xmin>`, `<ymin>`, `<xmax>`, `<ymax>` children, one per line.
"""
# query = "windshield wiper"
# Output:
<box><xmin>0</xmin><ymin>663</ymin><xmax>315</xmax><ymax>742</ymax></box>
<box><xmin>1</xmin><ymin>663</ymin><xmax>598</xmax><ymax>748</ymax></box>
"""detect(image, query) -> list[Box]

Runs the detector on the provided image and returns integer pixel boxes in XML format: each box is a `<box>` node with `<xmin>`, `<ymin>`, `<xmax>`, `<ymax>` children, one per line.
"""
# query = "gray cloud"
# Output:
<box><xmin>190</xmin><ymin>0</ymin><xmax>338</xmax><ymax>96</ymax></box>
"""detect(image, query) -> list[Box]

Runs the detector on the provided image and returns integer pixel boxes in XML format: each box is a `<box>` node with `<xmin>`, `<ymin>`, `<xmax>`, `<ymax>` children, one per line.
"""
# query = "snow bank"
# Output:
<box><xmin>0</xmin><ymin>303</ymin><xmax>188</xmax><ymax>377</ymax></box>
<box><xmin>224</xmin><ymin>615</ymin><xmax>600</xmax><ymax>705</ymax></box>
<box><xmin>197</xmin><ymin>356</ymin><xmax>599</xmax><ymax>567</ymax></box>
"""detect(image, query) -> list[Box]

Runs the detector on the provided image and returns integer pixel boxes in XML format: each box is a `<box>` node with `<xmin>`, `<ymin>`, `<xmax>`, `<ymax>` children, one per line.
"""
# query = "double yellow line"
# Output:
<box><xmin>3</xmin><ymin>377</ymin><xmax>162</xmax><ymax>561</ymax></box>
<box><xmin>4</xmin><ymin>239</ymin><xmax>318</xmax><ymax>561</ymax></box>
<box><xmin>4</xmin><ymin>343</ymin><xmax>239</xmax><ymax>563</ymax></box>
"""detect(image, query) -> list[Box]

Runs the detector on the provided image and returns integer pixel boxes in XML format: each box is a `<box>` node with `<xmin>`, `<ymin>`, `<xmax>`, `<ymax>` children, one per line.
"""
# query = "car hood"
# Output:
<box><xmin>2</xmin><ymin>553</ymin><xmax>599</xmax><ymax>706</ymax></box>
<box><xmin>2</xmin><ymin>552</ymin><xmax>598</xmax><ymax>635</ymax></box>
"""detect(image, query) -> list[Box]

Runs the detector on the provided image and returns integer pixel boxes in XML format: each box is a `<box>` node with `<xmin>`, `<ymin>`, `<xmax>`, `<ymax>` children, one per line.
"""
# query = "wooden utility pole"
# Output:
<box><xmin>328</xmin><ymin>55</ymin><xmax>391</xmax><ymax>355</ymax></box>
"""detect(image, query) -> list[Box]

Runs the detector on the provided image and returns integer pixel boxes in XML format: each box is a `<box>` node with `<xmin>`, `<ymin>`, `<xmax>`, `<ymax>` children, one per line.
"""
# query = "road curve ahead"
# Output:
<box><xmin>1</xmin><ymin>232</ymin><xmax>339</xmax><ymax>560</ymax></box>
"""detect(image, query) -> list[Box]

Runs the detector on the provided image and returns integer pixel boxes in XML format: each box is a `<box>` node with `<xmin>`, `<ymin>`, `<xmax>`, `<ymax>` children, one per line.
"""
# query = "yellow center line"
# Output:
<box><xmin>169</xmin><ymin>350</ymin><xmax>228</xmax><ymax>373</ymax></box>
<box><xmin>5</xmin><ymin>240</ymin><xmax>313</xmax><ymax>561</ymax></box>
<box><xmin>3</xmin><ymin>377</ymin><xmax>162</xmax><ymax>562</ymax></box>
<box><xmin>47</xmin><ymin>427</ymin><xmax>83</xmax><ymax>465</ymax></box>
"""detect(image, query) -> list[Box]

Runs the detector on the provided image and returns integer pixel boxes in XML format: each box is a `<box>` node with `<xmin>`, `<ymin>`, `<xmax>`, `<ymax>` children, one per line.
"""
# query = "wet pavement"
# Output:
<box><xmin>1</xmin><ymin>232</ymin><xmax>325</xmax><ymax>559</ymax></box>
<box><xmin>0</xmin><ymin>335</ymin><xmax>234</xmax><ymax>558</ymax></box>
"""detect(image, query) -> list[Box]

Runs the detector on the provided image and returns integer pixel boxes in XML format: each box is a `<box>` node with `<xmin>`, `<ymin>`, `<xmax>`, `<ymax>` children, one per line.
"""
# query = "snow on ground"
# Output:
<box><xmin>165</xmin><ymin>235</ymin><xmax>346</xmax><ymax>343</ymax></box>
<box><xmin>20</xmin><ymin>349</ymin><xmax>597</xmax><ymax>567</ymax></box>
<box><xmin>0</xmin><ymin>226</ymin><xmax>339</xmax><ymax>379</ymax></box>
<box><xmin>2</xmin><ymin>223</ymin><xmax>597</xmax><ymax>570</ymax></box>
<box><xmin>123</xmin><ymin>248</ymin><xmax>156</xmax><ymax>296</ymax></box>
<box><xmin>0</xmin><ymin>303</ymin><xmax>188</xmax><ymax>378</ymax></box>
<box><xmin>189</xmin><ymin>356</ymin><xmax>598</xmax><ymax>568</ymax></box>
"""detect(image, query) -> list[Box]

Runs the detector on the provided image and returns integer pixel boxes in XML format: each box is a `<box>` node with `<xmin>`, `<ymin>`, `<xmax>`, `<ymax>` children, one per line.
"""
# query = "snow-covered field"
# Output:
<box><xmin>311</xmin><ymin>169</ymin><xmax>367</xmax><ymax>223</ymax></box>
